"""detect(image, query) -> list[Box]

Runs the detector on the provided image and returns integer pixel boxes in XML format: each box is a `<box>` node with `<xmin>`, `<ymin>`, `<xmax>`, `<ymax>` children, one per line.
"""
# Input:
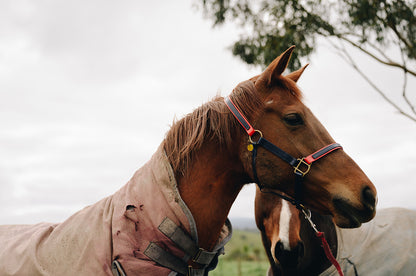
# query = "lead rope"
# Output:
<box><xmin>301</xmin><ymin>209</ymin><xmax>344</xmax><ymax>276</ymax></box>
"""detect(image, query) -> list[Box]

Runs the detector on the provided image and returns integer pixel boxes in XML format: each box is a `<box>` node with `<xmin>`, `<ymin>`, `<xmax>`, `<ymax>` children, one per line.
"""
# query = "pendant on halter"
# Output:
<box><xmin>247</xmin><ymin>144</ymin><xmax>254</xmax><ymax>152</ymax></box>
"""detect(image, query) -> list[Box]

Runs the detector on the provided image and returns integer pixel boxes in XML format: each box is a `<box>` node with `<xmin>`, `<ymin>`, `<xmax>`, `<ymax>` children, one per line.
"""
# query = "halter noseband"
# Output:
<box><xmin>224</xmin><ymin>96</ymin><xmax>342</xmax><ymax>209</ymax></box>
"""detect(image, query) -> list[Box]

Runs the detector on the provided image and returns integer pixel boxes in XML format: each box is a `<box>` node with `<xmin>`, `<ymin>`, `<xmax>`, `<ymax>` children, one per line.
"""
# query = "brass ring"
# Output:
<box><xmin>249</xmin><ymin>130</ymin><xmax>263</xmax><ymax>144</ymax></box>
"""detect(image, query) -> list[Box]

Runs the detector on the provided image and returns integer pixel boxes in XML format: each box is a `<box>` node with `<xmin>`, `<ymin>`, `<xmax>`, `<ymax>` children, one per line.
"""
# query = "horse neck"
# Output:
<box><xmin>176</xmin><ymin>140</ymin><xmax>249</xmax><ymax>251</ymax></box>
<box><xmin>297</xmin><ymin>211</ymin><xmax>338</xmax><ymax>275</ymax></box>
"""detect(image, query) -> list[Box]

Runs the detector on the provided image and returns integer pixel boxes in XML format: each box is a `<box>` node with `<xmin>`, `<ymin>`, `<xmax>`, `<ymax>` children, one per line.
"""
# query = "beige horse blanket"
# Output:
<box><xmin>0</xmin><ymin>146</ymin><xmax>232</xmax><ymax>275</ymax></box>
<box><xmin>321</xmin><ymin>207</ymin><xmax>416</xmax><ymax>276</ymax></box>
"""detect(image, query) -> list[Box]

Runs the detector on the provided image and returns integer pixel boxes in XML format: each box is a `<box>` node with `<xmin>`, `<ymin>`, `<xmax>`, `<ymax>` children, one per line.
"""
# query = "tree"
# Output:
<box><xmin>198</xmin><ymin>0</ymin><xmax>416</xmax><ymax>122</ymax></box>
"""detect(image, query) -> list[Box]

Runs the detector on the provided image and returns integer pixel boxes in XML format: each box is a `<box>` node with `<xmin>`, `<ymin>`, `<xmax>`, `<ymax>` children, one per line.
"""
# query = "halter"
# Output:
<box><xmin>225</xmin><ymin>96</ymin><xmax>344</xmax><ymax>275</ymax></box>
<box><xmin>224</xmin><ymin>96</ymin><xmax>342</xmax><ymax>209</ymax></box>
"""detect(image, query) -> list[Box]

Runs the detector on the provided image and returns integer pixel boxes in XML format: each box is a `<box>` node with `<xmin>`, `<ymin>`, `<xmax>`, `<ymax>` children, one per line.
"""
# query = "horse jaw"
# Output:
<box><xmin>332</xmin><ymin>196</ymin><xmax>377</xmax><ymax>228</ymax></box>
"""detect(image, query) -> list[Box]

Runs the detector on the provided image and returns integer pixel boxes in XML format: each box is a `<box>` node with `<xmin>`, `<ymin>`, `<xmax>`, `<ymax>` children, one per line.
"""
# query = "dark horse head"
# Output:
<box><xmin>256</xmin><ymin>190</ymin><xmax>338</xmax><ymax>275</ymax></box>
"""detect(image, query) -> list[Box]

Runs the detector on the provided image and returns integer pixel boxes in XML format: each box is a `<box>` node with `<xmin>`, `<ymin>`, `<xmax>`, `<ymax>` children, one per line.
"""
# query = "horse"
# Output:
<box><xmin>256</xmin><ymin>189</ymin><xmax>416</xmax><ymax>275</ymax></box>
<box><xmin>0</xmin><ymin>46</ymin><xmax>377</xmax><ymax>276</ymax></box>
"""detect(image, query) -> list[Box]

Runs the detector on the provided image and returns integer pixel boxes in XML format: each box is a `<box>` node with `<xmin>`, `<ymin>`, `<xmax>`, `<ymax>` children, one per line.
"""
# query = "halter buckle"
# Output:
<box><xmin>294</xmin><ymin>158</ymin><xmax>311</xmax><ymax>176</ymax></box>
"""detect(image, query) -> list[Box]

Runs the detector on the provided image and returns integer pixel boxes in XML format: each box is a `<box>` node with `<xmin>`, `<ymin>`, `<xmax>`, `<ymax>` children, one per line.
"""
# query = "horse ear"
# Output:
<box><xmin>286</xmin><ymin>64</ymin><xmax>309</xmax><ymax>82</ymax></box>
<box><xmin>260</xmin><ymin>46</ymin><xmax>296</xmax><ymax>86</ymax></box>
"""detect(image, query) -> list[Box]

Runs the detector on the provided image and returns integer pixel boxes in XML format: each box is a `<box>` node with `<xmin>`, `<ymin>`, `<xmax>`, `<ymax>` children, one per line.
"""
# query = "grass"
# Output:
<box><xmin>210</xmin><ymin>260</ymin><xmax>269</xmax><ymax>276</ymax></box>
<box><xmin>210</xmin><ymin>229</ymin><xmax>270</xmax><ymax>276</ymax></box>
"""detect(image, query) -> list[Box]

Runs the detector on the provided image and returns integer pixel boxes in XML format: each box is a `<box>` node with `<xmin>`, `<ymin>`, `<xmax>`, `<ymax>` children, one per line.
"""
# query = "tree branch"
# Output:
<box><xmin>363</xmin><ymin>39</ymin><xmax>394</xmax><ymax>63</ymax></box>
<box><xmin>399</xmin><ymin>44</ymin><xmax>416</xmax><ymax>116</ymax></box>
<box><xmin>337</xmin><ymin>35</ymin><xmax>416</xmax><ymax>77</ymax></box>
<box><xmin>330</xmin><ymin>40</ymin><xmax>416</xmax><ymax>123</ymax></box>
<box><xmin>387</xmin><ymin>22</ymin><xmax>413</xmax><ymax>52</ymax></box>
<box><xmin>380</xmin><ymin>5</ymin><xmax>414</xmax><ymax>52</ymax></box>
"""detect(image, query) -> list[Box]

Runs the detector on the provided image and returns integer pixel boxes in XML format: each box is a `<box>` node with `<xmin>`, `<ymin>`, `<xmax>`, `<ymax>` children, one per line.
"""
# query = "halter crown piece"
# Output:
<box><xmin>225</xmin><ymin>96</ymin><xmax>344</xmax><ymax>276</ymax></box>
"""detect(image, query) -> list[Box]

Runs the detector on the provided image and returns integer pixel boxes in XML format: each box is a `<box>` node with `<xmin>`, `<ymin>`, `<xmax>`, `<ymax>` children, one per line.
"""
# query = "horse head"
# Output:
<box><xmin>165</xmin><ymin>46</ymin><xmax>376</xmax><ymax>252</ymax></box>
<box><xmin>234</xmin><ymin>46</ymin><xmax>376</xmax><ymax>228</ymax></box>
<box><xmin>255</xmin><ymin>188</ymin><xmax>304</xmax><ymax>273</ymax></box>
<box><xmin>255</xmin><ymin>188</ymin><xmax>338</xmax><ymax>275</ymax></box>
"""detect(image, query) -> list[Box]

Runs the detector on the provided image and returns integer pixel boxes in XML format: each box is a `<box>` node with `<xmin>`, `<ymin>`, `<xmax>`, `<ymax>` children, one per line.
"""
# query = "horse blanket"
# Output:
<box><xmin>0</xmin><ymin>146</ymin><xmax>232</xmax><ymax>276</ymax></box>
<box><xmin>321</xmin><ymin>207</ymin><xmax>416</xmax><ymax>276</ymax></box>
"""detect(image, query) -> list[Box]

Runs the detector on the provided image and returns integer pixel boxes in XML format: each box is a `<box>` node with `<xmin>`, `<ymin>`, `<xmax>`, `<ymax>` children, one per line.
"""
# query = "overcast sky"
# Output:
<box><xmin>1</xmin><ymin>0</ymin><xmax>415</xmax><ymax>225</ymax></box>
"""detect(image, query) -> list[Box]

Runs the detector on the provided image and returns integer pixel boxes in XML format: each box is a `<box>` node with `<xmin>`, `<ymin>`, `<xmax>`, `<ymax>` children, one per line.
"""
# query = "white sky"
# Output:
<box><xmin>1</xmin><ymin>0</ymin><xmax>415</xmax><ymax>224</ymax></box>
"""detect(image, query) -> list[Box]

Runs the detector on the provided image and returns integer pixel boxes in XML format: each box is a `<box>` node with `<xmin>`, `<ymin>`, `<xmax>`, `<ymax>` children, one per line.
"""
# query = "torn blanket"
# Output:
<box><xmin>0</xmin><ymin>145</ymin><xmax>232</xmax><ymax>276</ymax></box>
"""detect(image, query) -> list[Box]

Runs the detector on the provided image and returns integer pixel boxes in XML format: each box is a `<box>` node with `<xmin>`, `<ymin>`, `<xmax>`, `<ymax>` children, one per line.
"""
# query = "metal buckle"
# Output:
<box><xmin>294</xmin><ymin>158</ymin><xmax>311</xmax><ymax>176</ymax></box>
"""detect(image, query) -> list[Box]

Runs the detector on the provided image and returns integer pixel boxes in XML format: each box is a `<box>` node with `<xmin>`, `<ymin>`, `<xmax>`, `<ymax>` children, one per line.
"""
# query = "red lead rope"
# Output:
<box><xmin>301</xmin><ymin>209</ymin><xmax>344</xmax><ymax>276</ymax></box>
<box><xmin>316</xmin><ymin>231</ymin><xmax>344</xmax><ymax>276</ymax></box>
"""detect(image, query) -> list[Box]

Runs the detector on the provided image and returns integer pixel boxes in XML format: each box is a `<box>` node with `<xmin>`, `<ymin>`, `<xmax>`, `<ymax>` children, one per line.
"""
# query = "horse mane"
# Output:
<box><xmin>163</xmin><ymin>76</ymin><xmax>302</xmax><ymax>176</ymax></box>
<box><xmin>163</xmin><ymin>80</ymin><xmax>263</xmax><ymax>176</ymax></box>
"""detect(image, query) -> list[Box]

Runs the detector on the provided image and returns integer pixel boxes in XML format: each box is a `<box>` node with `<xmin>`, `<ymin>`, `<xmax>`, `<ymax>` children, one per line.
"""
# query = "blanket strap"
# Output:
<box><xmin>144</xmin><ymin>217</ymin><xmax>220</xmax><ymax>275</ymax></box>
<box><xmin>158</xmin><ymin>217</ymin><xmax>218</xmax><ymax>265</ymax></box>
<box><xmin>144</xmin><ymin>242</ymin><xmax>205</xmax><ymax>275</ymax></box>
<box><xmin>111</xmin><ymin>260</ymin><xmax>127</xmax><ymax>276</ymax></box>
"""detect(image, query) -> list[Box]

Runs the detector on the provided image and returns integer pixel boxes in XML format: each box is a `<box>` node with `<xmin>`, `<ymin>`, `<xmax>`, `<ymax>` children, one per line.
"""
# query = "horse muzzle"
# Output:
<box><xmin>274</xmin><ymin>240</ymin><xmax>304</xmax><ymax>268</ymax></box>
<box><xmin>332</xmin><ymin>186</ymin><xmax>377</xmax><ymax>228</ymax></box>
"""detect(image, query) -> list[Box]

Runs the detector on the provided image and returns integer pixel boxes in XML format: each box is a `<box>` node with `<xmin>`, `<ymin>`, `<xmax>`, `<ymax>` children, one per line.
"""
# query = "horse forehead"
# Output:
<box><xmin>262</xmin><ymin>88</ymin><xmax>304</xmax><ymax>111</ymax></box>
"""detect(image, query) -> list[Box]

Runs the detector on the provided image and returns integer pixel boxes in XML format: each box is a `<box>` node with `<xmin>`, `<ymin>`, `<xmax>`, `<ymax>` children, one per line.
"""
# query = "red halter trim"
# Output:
<box><xmin>224</xmin><ymin>96</ymin><xmax>255</xmax><ymax>136</ymax></box>
<box><xmin>304</xmin><ymin>143</ymin><xmax>343</xmax><ymax>164</ymax></box>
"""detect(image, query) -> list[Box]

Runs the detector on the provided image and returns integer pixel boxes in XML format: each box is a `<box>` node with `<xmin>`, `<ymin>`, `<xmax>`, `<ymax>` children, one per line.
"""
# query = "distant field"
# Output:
<box><xmin>211</xmin><ymin>260</ymin><xmax>269</xmax><ymax>276</ymax></box>
<box><xmin>211</xmin><ymin>229</ymin><xmax>269</xmax><ymax>276</ymax></box>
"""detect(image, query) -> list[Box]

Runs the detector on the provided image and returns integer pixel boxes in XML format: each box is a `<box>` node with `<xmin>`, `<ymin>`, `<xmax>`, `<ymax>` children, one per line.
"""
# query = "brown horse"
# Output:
<box><xmin>169</xmin><ymin>46</ymin><xmax>376</xmax><ymax>248</ymax></box>
<box><xmin>0</xmin><ymin>46</ymin><xmax>376</xmax><ymax>276</ymax></box>
<box><xmin>256</xmin><ymin>190</ymin><xmax>416</xmax><ymax>275</ymax></box>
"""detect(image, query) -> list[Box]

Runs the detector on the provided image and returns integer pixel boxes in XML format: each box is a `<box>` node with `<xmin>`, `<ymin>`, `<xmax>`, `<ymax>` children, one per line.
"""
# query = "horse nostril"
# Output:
<box><xmin>296</xmin><ymin>241</ymin><xmax>304</xmax><ymax>259</ymax></box>
<box><xmin>275</xmin><ymin>241</ymin><xmax>303</xmax><ymax>268</ymax></box>
<box><xmin>362</xmin><ymin>187</ymin><xmax>376</xmax><ymax>209</ymax></box>
<box><xmin>275</xmin><ymin>241</ymin><xmax>284</xmax><ymax>255</ymax></box>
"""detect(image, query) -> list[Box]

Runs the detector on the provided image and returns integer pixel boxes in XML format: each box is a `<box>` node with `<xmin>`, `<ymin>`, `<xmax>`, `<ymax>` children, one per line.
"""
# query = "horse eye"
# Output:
<box><xmin>283</xmin><ymin>113</ymin><xmax>304</xmax><ymax>126</ymax></box>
